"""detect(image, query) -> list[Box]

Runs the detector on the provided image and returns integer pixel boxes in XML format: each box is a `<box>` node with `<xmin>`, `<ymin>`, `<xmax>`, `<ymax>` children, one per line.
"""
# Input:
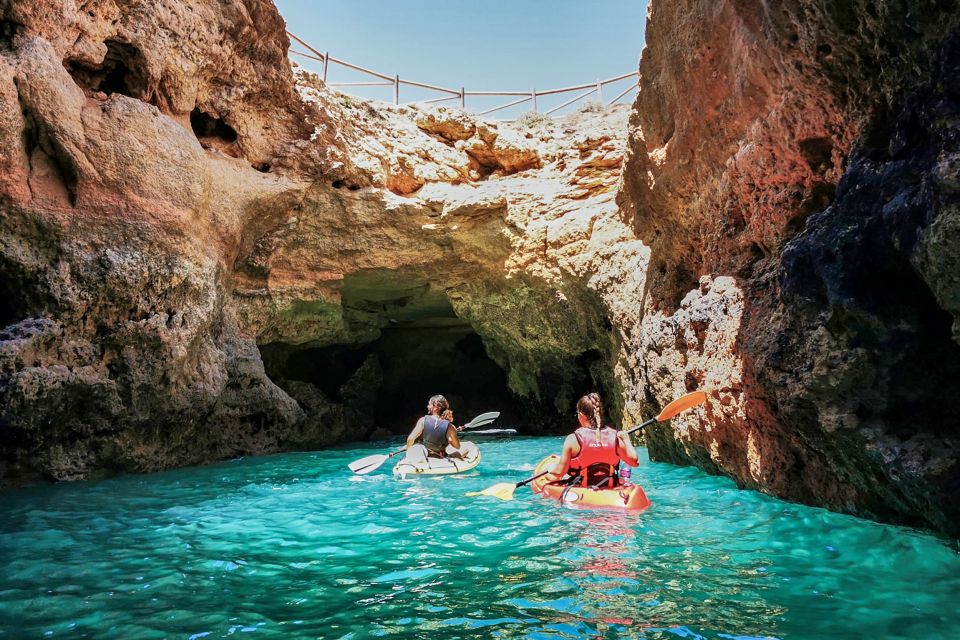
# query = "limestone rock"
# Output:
<box><xmin>619</xmin><ymin>0</ymin><xmax>960</xmax><ymax>535</ymax></box>
<box><xmin>0</xmin><ymin>0</ymin><xmax>638</xmax><ymax>482</ymax></box>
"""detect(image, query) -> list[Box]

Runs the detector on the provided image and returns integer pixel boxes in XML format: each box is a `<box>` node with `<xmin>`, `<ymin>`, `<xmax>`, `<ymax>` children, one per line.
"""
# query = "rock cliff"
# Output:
<box><xmin>621</xmin><ymin>0</ymin><xmax>960</xmax><ymax>534</ymax></box>
<box><xmin>0</xmin><ymin>0</ymin><xmax>641</xmax><ymax>482</ymax></box>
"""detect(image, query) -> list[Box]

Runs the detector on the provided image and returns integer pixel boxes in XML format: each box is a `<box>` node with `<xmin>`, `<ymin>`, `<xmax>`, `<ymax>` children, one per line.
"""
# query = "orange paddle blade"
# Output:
<box><xmin>656</xmin><ymin>391</ymin><xmax>708</xmax><ymax>421</ymax></box>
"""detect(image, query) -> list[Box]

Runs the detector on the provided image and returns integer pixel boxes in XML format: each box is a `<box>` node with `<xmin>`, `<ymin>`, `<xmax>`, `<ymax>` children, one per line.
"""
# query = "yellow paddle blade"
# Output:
<box><xmin>656</xmin><ymin>391</ymin><xmax>708</xmax><ymax>421</ymax></box>
<box><xmin>465</xmin><ymin>482</ymin><xmax>518</xmax><ymax>501</ymax></box>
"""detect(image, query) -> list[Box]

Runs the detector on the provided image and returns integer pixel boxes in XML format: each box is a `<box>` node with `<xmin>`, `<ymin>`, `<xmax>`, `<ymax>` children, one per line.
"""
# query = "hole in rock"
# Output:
<box><xmin>0</xmin><ymin>257</ymin><xmax>45</xmax><ymax>330</ymax></box>
<box><xmin>190</xmin><ymin>108</ymin><xmax>240</xmax><ymax>157</ymax></box>
<box><xmin>799</xmin><ymin>137</ymin><xmax>834</xmax><ymax>172</ymax></box>
<box><xmin>190</xmin><ymin>108</ymin><xmax>238</xmax><ymax>142</ymax></box>
<box><xmin>0</xmin><ymin>279</ymin><xmax>22</xmax><ymax>329</ymax></box>
<box><xmin>64</xmin><ymin>39</ymin><xmax>149</xmax><ymax>100</ymax></box>
<box><xmin>1</xmin><ymin>19</ymin><xmax>24</xmax><ymax>49</ymax></box>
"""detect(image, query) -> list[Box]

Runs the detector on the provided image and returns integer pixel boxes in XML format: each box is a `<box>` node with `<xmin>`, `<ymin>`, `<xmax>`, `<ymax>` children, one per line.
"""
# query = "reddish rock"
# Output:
<box><xmin>621</xmin><ymin>0</ymin><xmax>960</xmax><ymax>535</ymax></box>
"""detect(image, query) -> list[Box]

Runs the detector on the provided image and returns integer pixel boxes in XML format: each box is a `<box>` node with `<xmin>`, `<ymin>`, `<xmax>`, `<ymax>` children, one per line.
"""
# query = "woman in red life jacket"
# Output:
<box><xmin>533</xmin><ymin>392</ymin><xmax>639</xmax><ymax>491</ymax></box>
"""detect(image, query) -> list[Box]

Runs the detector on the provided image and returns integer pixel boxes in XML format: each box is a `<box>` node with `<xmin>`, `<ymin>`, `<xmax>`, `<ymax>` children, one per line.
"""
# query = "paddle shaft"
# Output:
<box><xmin>516</xmin><ymin>470</ymin><xmax>550</xmax><ymax>488</ymax></box>
<box><xmin>625</xmin><ymin>417</ymin><xmax>657</xmax><ymax>436</ymax></box>
<box><xmin>349</xmin><ymin>447</ymin><xmax>405</xmax><ymax>474</ymax></box>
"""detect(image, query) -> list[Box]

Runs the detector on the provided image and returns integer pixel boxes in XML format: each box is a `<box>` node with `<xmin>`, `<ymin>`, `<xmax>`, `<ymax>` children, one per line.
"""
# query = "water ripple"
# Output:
<box><xmin>1</xmin><ymin>438</ymin><xmax>958</xmax><ymax>639</ymax></box>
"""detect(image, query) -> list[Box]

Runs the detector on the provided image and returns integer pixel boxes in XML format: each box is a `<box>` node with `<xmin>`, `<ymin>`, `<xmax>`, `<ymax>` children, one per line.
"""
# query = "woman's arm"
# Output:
<box><xmin>542</xmin><ymin>434</ymin><xmax>579</xmax><ymax>482</ymax></box>
<box><xmin>446</xmin><ymin>424</ymin><xmax>462</xmax><ymax>449</ymax></box>
<box><xmin>616</xmin><ymin>430</ymin><xmax>640</xmax><ymax>467</ymax></box>
<box><xmin>405</xmin><ymin>418</ymin><xmax>425</xmax><ymax>449</ymax></box>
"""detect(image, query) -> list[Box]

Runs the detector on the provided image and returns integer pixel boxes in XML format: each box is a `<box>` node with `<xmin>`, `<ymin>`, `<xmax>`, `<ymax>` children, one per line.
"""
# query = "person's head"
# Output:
<box><xmin>576</xmin><ymin>392</ymin><xmax>604</xmax><ymax>430</ymax></box>
<box><xmin>427</xmin><ymin>394</ymin><xmax>449</xmax><ymax>416</ymax></box>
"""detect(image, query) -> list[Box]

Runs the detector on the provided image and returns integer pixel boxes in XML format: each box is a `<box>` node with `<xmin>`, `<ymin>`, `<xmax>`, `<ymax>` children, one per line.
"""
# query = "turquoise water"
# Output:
<box><xmin>1</xmin><ymin>436</ymin><xmax>959</xmax><ymax>640</ymax></box>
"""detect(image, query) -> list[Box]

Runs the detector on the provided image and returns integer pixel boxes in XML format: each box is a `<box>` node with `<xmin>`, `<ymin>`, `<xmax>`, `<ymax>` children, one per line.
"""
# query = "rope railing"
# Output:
<box><xmin>287</xmin><ymin>31</ymin><xmax>639</xmax><ymax>117</ymax></box>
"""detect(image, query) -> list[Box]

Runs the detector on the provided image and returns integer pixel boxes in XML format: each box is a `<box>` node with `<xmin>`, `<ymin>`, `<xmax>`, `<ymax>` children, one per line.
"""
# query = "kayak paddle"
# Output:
<box><xmin>460</xmin><ymin>411</ymin><xmax>500</xmax><ymax>429</ymax></box>
<box><xmin>622</xmin><ymin>390</ymin><xmax>708</xmax><ymax>436</ymax></box>
<box><xmin>465</xmin><ymin>470</ymin><xmax>551</xmax><ymax>500</ymax></box>
<box><xmin>347</xmin><ymin>447</ymin><xmax>405</xmax><ymax>475</ymax></box>
<box><xmin>465</xmin><ymin>390</ymin><xmax>708</xmax><ymax>501</ymax></box>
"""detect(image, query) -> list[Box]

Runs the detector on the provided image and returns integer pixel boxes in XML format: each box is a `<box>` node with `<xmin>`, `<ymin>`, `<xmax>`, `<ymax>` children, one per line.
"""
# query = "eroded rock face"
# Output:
<box><xmin>621</xmin><ymin>0</ymin><xmax>960</xmax><ymax>534</ymax></box>
<box><xmin>0</xmin><ymin>0</ymin><xmax>643</xmax><ymax>482</ymax></box>
<box><xmin>4</xmin><ymin>0</ymin><xmax>959</xmax><ymax>538</ymax></box>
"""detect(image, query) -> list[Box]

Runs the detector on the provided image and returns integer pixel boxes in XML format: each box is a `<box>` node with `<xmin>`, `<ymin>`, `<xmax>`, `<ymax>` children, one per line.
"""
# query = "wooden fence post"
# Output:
<box><xmin>531</xmin><ymin>88</ymin><xmax>537</xmax><ymax>113</ymax></box>
<box><xmin>460</xmin><ymin>87</ymin><xmax>465</xmax><ymax>109</ymax></box>
<box><xmin>596</xmin><ymin>78</ymin><xmax>602</xmax><ymax>102</ymax></box>
<box><xmin>394</xmin><ymin>74</ymin><xmax>400</xmax><ymax>104</ymax></box>
<box><xmin>322</xmin><ymin>51</ymin><xmax>329</xmax><ymax>83</ymax></box>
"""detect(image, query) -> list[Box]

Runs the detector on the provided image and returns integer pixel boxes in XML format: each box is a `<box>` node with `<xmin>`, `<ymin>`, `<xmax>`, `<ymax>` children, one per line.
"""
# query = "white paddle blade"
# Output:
<box><xmin>463</xmin><ymin>411</ymin><xmax>500</xmax><ymax>428</ymax></box>
<box><xmin>462</xmin><ymin>418</ymin><xmax>496</xmax><ymax>430</ymax></box>
<box><xmin>348</xmin><ymin>454</ymin><xmax>388</xmax><ymax>474</ymax></box>
<box><xmin>468</xmin><ymin>428</ymin><xmax>517</xmax><ymax>435</ymax></box>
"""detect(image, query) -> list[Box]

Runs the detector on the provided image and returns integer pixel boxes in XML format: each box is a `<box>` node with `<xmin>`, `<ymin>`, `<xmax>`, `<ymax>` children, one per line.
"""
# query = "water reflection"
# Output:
<box><xmin>0</xmin><ymin>439</ymin><xmax>958</xmax><ymax>639</ymax></box>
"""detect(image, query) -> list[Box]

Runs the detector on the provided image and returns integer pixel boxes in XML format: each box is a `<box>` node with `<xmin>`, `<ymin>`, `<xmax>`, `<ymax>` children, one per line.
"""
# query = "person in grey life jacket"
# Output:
<box><xmin>403</xmin><ymin>395</ymin><xmax>466</xmax><ymax>459</ymax></box>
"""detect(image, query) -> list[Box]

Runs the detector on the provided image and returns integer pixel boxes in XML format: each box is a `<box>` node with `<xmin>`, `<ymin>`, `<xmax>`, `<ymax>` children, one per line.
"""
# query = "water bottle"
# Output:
<box><xmin>620</xmin><ymin>465</ymin><xmax>631</xmax><ymax>484</ymax></box>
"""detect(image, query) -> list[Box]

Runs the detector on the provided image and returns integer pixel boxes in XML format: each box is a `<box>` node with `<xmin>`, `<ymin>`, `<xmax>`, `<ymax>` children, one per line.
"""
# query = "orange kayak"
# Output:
<box><xmin>531</xmin><ymin>455</ymin><xmax>651</xmax><ymax>512</ymax></box>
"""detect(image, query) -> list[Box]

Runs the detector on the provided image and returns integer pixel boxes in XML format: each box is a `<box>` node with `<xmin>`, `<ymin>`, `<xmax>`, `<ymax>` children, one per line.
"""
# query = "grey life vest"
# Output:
<box><xmin>421</xmin><ymin>415</ymin><xmax>450</xmax><ymax>457</ymax></box>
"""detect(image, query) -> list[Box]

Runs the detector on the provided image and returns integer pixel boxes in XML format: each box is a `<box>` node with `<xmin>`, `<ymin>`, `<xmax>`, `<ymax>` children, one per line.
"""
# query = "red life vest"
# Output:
<box><xmin>570</xmin><ymin>427</ymin><xmax>620</xmax><ymax>487</ymax></box>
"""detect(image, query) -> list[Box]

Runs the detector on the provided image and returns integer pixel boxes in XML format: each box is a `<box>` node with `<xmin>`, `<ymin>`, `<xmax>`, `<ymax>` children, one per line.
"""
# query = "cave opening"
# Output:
<box><xmin>64</xmin><ymin>39</ymin><xmax>149</xmax><ymax>100</ymax></box>
<box><xmin>190</xmin><ymin>108</ymin><xmax>241</xmax><ymax>157</ymax></box>
<box><xmin>262</xmin><ymin>325</ymin><xmax>526</xmax><ymax>437</ymax></box>
<box><xmin>257</xmin><ymin>271</ymin><xmax>617</xmax><ymax>443</ymax></box>
<box><xmin>0</xmin><ymin>256</ymin><xmax>40</xmax><ymax>331</ymax></box>
<box><xmin>190</xmin><ymin>108</ymin><xmax>238</xmax><ymax>142</ymax></box>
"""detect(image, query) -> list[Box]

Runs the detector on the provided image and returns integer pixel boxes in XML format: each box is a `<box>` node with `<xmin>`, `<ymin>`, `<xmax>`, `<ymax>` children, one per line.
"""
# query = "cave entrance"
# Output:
<box><xmin>258</xmin><ymin>270</ymin><xmax>621</xmax><ymax>443</ymax></box>
<box><xmin>263</xmin><ymin>324</ymin><xmax>524</xmax><ymax>436</ymax></box>
<box><xmin>64</xmin><ymin>39</ymin><xmax>149</xmax><ymax>100</ymax></box>
<box><xmin>260</xmin><ymin>271</ymin><xmax>525</xmax><ymax>437</ymax></box>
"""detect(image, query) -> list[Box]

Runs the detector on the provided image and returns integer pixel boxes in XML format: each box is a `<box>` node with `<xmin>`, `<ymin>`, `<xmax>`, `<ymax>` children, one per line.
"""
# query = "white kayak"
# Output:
<box><xmin>393</xmin><ymin>441</ymin><xmax>481</xmax><ymax>477</ymax></box>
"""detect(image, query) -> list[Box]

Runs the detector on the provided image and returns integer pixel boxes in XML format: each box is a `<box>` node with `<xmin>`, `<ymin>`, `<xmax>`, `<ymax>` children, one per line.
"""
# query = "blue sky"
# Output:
<box><xmin>274</xmin><ymin>0</ymin><xmax>649</xmax><ymax>117</ymax></box>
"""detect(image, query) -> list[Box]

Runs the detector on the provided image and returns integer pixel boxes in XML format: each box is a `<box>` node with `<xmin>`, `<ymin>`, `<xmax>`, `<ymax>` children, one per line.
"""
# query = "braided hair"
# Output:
<box><xmin>428</xmin><ymin>394</ymin><xmax>449</xmax><ymax>416</ymax></box>
<box><xmin>576</xmin><ymin>392</ymin><xmax>604</xmax><ymax>434</ymax></box>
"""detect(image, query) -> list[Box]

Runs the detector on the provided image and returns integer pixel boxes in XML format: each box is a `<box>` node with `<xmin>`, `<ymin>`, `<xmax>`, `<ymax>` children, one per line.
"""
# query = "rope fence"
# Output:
<box><xmin>287</xmin><ymin>31</ymin><xmax>639</xmax><ymax>117</ymax></box>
